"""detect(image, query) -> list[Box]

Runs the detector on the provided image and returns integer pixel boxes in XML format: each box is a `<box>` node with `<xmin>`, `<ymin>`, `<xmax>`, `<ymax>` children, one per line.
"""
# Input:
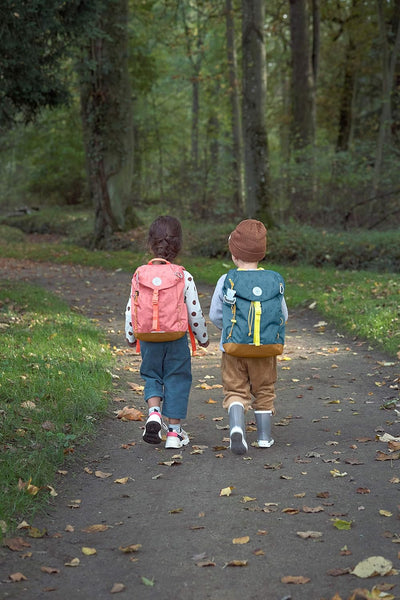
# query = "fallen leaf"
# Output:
<box><xmin>281</xmin><ymin>575</ymin><xmax>310</xmax><ymax>584</ymax></box>
<box><xmin>232</xmin><ymin>536</ymin><xmax>250</xmax><ymax>544</ymax></box>
<box><xmin>119</xmin><ymin>544</ymin><xmax>142</xmax><ymax>553</ymax></box>
<box><xmin>297</xmin><ymin>531</ymin><xmax>323</xmax><ymax>539</ymax></box>
<box><xmin>330</xmin><ymin>469</ymin><xmax>348</xmax><ymax>477</ymax></box>
<box><xmin>64</xmin><ymin>557</ymin><xmax>80</xmax><ymax>567</ymax></box>
<box><xmin>110</xmin><ymin>583</ymin><xmax>126</xmax><ymax>594</ymax></box>
<box><xmin>302</xmin><ymin>505</ymin><xmax>324</xmax><ymax>513</ymax></box>
<box><xmin>82</xmin><ymin>524</ymin><xmax>109</xmax><ymax>533</ymax></box>
<box><xmin>224</xmin><ymin>560</ymin><xmax>248</xmax><ymax>567</ymax></box>
<box><xmin>253</xmin><ymin>549</ymin><xmax>265</xmax><ymax>556</ymax></box>
<box><xmin>116</xmin><ymin>406</ymin><xmax>143</xmax><ymax>421</ymax></box>
<box><xmin>332</xmin><ymin>519</ymin><xmax>352</xmax><ymax>530</ymax></box>
<box><xmin>316</xmin><ymin>491</ymin><xmax>330</xmax><ymax>498</ymax></box>
<box><xmin>4</xmin><ymin>537</ymin><xmax>31</xmax><ymax>551</ymax></box>
<box><xmin>40</xmin><ymin>566</ymin><xmax>60</xmax><ymax>574</ymax></box>
<box><xmin>27</xmin><ymin>527</ymin><xmax>46</xmax><ymax>538</ymax></box>
<box><xmin>195</xmin><ymin>560</ymin><xmax>216</xmax><ymax>567</ymax></box>
<box><xmin>95</xmin><ymin>471</ymin><xmax>112</xmax><ymax>479</ymax></box>
<box><xmin>158</xmin><ymin>460</ymin><xmax>181</xmax><ymax>467</ymax></box>
<box><xmin>379</xmin><ymin>510</ymin><xmax>393</xmax><ymax>517</ymax></box>
<box><xmin>376</xmin><ymin>451</ymin><xmax>400</xmax><ymax>461</ymax></box>
<box><xmin>351</xmin><ymin>556</ymin><xmax>393</xmax><ymax>578</ymax></box>
<box><xmin>169</xmin><ymin>508</ymin><xmax>183</xmax><ymax>514</ymax></box>
<box><xmin>357</xmin><ymin>487</ymin><xmax>370</xmax><ymax>494</ymax></box>
<box><xmin>220</xmin><ymin>486</ymin><xmax>234</xmax><ymax>497</ymax></box>
<box><xmin>282</xmin><ymin>508</ymin><xmax>299</xmax><ymax>515</ymax></box>
<box><xmin>141</xmin><ymin>576</ymin><xmax>155</xmax><ymax>586</ymax></box>
<box><xmin>114</xmin><ymin>477</ymin><xmax>130</xmax><ymax>485</ymax></box>
<box><xmin>81</xmin><ymin>547</ymin><xmax>97</xmax><ymax>556</ymax></box>
<box><xmin>241</xmin><ymin>496</ymin><xmax>256</xmax><ymax>503</ymax></box>
<box><xmin>9</xmin><ymin>572</ymin><xmax>27</xmax><ymax>582</ymax></box>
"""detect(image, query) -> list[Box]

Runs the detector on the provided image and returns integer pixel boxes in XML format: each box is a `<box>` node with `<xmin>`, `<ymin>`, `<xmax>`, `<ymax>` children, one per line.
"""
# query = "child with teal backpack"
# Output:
<box><xmin>209</xmin><ymin>220</ymin><xmax>288</xmax><ymax>455</ymax></box>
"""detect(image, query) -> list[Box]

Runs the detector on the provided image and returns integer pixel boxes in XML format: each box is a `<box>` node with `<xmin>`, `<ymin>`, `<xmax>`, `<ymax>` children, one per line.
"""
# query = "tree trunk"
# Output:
<box><xmin>373</xmin><ymin>0</ymin><xmax>400</xmax><ymax>194</ymax></box>
<box><xmin>225</xmin><ymin>0</ymin><xmax>244</xmax><ymax>216</ymax></box>
<box><xmin>336</xmin><ymin>0</ymin><xmax>360</xmax><ymax>152</ymax></box>
<box><xmin>289</xmin><ymin>0</ymin><xmax>314</xmax><ymax>148</ymax></box>
<box><xmin>241</xmin><ymin>0</ymin><xmax>271</xmax><ymax>224</ymax></box>
<box><xmin>77</xmin><ymin>0</ymin><xmax>134</xmax><ymax>247</ymax></box>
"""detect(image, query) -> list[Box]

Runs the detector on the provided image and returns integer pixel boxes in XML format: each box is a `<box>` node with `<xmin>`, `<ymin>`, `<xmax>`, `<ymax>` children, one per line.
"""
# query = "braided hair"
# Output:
<box><xmin>147</xmin><ymin>216</ymin><xmax>182</xmax><ymax>262</ymax></box>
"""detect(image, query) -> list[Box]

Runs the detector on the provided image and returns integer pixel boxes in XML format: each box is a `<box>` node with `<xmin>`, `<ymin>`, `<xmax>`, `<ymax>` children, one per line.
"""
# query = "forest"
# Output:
<box><xmin>0</xmin><ymin>0</ymin><xmax>399</xmax><ymax>248</ymax></box>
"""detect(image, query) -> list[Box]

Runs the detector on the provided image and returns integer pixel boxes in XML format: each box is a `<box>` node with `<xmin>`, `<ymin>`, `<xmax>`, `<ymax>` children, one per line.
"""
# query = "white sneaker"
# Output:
<box><xmin>165</xmin><ymin>428</ymin><xmax>189</xmax><ymax>449</ymax></box>
<box><xmin>143</xmin><ymin>412</ymin><xmax>163</xmax><ymax>444</ymax></box>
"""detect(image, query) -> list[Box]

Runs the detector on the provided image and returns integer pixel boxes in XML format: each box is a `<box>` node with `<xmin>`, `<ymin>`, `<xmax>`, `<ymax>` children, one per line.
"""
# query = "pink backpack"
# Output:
<box><xmin>131</xmin><ymin>259</ymin><xmax>190</xmax><ymax>343</ymax></box>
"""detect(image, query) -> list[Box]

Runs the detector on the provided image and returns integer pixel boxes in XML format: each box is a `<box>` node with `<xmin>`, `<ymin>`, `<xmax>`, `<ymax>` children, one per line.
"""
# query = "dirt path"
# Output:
<box><xmin>0</xmin><ymin>258</ymin><xmax>399</xmax><ymax>600</ymax></box>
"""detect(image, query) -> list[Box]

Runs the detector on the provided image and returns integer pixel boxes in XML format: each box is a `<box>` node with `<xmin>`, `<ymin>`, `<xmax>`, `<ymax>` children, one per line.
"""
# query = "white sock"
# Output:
<box><xmin>169</xmin><ymin>424</ymin><xmax>181</xmax><ymax>433</ymax></box>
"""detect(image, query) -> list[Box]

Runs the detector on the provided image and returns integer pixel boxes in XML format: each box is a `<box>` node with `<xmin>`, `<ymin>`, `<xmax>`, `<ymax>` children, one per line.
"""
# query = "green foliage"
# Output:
<box><xmin>267</xmin><ymin>225</ymin><xmax>400</xmax><ymax>272</ymax></box>
<box><xmin>0</xmin><ymin>0</ymin><xmax>105</xmax><ymax>127</ymax></box>
<box><xmin>0</xmin><ymin>104</ymin><xmax>86</xmax><ymax>206</ymax></box>
<box><xmin>0</xmin><ymin>206</ymin><xmax>93</xmax><ymax>240</ymax></box>
<box><xmin>0</xmin><ymin>282</ymin><xmax>113</xmax><ymax>533</ymax></box>
<box><xmin>0</xmin><ymin>225</ymin><xmax>25</xmax><ymax>243</ymax></box>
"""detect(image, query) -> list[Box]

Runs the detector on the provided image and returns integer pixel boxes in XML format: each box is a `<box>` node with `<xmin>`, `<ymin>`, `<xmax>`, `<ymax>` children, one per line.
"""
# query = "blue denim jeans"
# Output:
<box><xmin>139</xmin><ymin>335</ymin><xmax>192</xmax><ymax>419</ymax></box>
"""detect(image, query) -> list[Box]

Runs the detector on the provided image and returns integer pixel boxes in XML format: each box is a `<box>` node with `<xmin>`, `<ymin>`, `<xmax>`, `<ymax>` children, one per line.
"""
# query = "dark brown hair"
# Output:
<box><xmin>147</xmin><ymin>216</ymin><xmax>182</xmax><ymax>261</ymax></box>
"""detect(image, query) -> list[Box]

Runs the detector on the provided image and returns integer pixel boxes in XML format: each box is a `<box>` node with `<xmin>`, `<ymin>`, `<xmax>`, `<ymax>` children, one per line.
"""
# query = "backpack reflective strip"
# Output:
<box><xmin>152</xmin><ymin>289</ymin><xmax>159</xmax><ymax>331</ymax></box>
<box><xmin>253</xmin><ymin>301</ymin><xmax>262</xmax><ymax>346</ymax></box>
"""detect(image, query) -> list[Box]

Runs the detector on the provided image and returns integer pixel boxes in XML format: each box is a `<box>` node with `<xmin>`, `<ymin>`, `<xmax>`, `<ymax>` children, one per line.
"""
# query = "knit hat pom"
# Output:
<box><xmin>228</xmin><ymin>219</ymin><xmax>267</xmax><ymax>262</ymax></box>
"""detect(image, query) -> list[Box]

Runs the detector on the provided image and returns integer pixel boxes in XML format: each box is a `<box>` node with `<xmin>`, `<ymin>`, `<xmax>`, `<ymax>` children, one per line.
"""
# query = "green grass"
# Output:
<box><xmin>0</xmin><ymin>282</ymin><xmax>113</xmax><ymax>537</ymax></box>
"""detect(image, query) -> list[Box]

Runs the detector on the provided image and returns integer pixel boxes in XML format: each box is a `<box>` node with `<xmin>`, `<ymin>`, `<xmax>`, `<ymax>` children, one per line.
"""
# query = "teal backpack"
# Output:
<box><xmin>222</xmin><ymin>269</ymin><xmax>285</xmax><ymax>357</ymax></box>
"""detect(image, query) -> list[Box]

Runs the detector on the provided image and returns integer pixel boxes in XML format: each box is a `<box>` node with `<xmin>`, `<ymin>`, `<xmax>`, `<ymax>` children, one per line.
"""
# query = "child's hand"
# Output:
<box><xmin>198</xmin><ymin>340</ymin><xmax>209</xmax><ymax>348</ymax></box>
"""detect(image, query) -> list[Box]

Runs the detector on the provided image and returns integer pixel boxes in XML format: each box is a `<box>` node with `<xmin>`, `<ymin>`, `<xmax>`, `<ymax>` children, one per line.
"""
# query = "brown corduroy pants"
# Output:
<box><xmin>221</xmin><ymin>353</ymin><xmax>277</xmax><ymax>413</ymax></box>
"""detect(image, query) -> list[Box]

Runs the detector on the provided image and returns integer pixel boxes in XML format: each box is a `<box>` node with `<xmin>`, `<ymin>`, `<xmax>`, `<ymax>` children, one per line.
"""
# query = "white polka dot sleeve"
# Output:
<box><xmin>184</xmin><ymin>270</ymin><xmax>209</xmax><ymax>345</ymax></box>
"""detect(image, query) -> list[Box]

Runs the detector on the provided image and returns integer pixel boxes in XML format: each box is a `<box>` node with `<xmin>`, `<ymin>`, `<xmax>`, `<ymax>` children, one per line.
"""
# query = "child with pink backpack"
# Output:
<box><xmin>125</xmin><ymin>216</ymin><xmax>209</xmax><ymax>449</ymax></box>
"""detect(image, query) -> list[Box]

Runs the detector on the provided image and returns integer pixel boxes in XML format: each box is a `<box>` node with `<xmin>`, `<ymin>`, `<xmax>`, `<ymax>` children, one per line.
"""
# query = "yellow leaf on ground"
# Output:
<box><xmin>81</xmin><ymin>547</ymin><xmax>97</xmax><ymax>556</ymax></box>
<box><xmin>114</xmin><ymin>477</ymin><xmax>129</xmax><ymax>484</ymax></box>
<box><xmin>379</xmin><ymin>510</ymin><xmax>393</xmax><ymax>517</ymax></box>
<box><xmin>232</xmin><ymin>536</ymin><xmax>250</xmax><ymax>544</ymax></box>
<box><xmin>220</xmin><ymin>486</ymin><xmax>234</xmax><ymax>497</ymax></box>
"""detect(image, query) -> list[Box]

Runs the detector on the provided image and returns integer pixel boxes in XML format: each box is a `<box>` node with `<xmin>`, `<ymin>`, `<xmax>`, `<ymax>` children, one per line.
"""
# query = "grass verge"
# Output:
<box><xmin>0</xmin><ymin>282</ymin><xmax>113</xmax><ymax>538</ymax></box>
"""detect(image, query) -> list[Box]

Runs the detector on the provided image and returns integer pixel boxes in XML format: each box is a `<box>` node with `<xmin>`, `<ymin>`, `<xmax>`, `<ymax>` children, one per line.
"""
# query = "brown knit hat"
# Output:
<box><xmin>228</xmin><ymin>219</ymin><xmax>267</xmax><ymax>262</ymax></box>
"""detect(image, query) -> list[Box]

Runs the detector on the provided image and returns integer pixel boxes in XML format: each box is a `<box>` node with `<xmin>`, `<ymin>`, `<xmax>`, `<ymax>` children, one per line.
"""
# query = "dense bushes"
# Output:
<box><xmin>188</xmin><ymin>223</ymin><xmax>400</xmax><ymax>273</ymax></box>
